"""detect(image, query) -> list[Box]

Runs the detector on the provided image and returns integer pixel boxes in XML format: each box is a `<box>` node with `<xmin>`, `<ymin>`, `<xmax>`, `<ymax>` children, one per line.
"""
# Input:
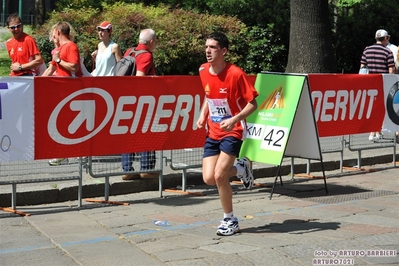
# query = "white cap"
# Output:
<box><xmin>375</xmin><ymin>29</ymin><xmax>389</xmax><ymax>39</ymax></box>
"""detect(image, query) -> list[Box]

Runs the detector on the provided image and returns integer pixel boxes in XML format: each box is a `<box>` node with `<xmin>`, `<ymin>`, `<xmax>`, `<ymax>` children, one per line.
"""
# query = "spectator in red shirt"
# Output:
<box><xmin>5</xmin><ymin>13</ymin><xmax>43</xmax><ymax>76</ymax></box>
<box><xmin>43</xmin><ymin>22</ymin><xmax>82</xmax><ymax>166</ymax></box>
<box><xmin>42</xmin><ymin>21</ymin><xmax>82</xmax><ymax>77</ymax></box>
<box><xmin>121</xmin><ymin>29</ymin><xmax>158</xmax><ymax>180</ymax></box>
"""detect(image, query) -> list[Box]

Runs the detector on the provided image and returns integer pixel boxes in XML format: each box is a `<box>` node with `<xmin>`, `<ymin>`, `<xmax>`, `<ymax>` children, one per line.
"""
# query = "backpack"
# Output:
<box><xmin>114</xmin><ymin>48</ymin><xmax>148</xmax><ymax>76</ymax></box>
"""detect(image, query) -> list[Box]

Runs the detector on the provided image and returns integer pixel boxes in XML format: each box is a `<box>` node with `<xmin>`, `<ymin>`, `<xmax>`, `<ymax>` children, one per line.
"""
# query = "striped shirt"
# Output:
<box><xmin>360</xmin><ymin>43</ymin><xmax>395</xmax><ymax>73</ymax></box>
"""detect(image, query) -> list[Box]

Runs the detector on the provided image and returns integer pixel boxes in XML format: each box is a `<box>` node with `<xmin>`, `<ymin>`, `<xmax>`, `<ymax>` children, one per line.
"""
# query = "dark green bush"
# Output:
<box><xmin>242</xmin><ymin>25</ymin><xmax>286</xmax><ymax>74</ymax></box>
<box><xmin>34</xmin><ymin>2</ymin><xmax>283</xmax><ymax>75</ymax></box>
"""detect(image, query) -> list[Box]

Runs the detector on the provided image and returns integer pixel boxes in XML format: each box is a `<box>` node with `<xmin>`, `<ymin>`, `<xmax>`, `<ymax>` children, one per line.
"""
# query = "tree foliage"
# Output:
<box><xmin>54</xmin><ymin>0</ymin><xmax>110</xmax><ymax>10</ymax></box>
<box><xmin>34</xmin><ymin>3</ymin><xmax>251</xmax><ymax>75</ymax></box>
<box><xmin>43</xmin><ymin>0</ymin><xmax>399</xmax><ymax>74</ymax></box>
<box><xmin>51</xmin><ymin>0</ymin><xmax>289</xmax><ymax>73</ymax></box>
<box><xmin>137</xmin><ymin>0</ymin><xmax>290</xmax><ymax>72</ymax></box>
<box><xmin>332</xmin><ymin>0</ymin><xmax>399</xmax><ymax>73</ymax></box>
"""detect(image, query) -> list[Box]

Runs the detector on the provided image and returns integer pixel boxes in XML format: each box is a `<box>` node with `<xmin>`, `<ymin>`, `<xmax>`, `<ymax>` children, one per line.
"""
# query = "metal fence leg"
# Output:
<box><xmin>290</xmin><ymin>157</ymin><xmax>294</xmax><ymax>180</ymax></box>
<box><xmin>78</xmin><ymin>178</ymin><xmax>82</xmax><ymax>207</ymax></box>
<box><xmin>104</xmin><ymin>176</ymin><xmax>110</xmax><ymax>201</ymax></box>
<box><xmin>340</xmin><ymin>150</ymin><xmax>343</xmax><ymax>173</ymax></box>
<box><xmin>182</xmin><ymin>169</ymin><xmax>187</xmax><ymax>191</ymax></box>
<box><xmin>340</xmin><ymin>137</ymin><xmax>345</xmax><ymax>172</ymax></box>
<box><xmin>159</xmin><ymin>151</ymin><xmax>164</xmax><ymax>198</ymax></box>
<box><xmin>159</xmin><ymin>173</ymin><xmax>163</xmax><ymax>198</ymax></box>
<box><xmin>78</xmin><ymin>158</ymin><xmax>83</xmax><ymax>207</ymax></box>
<box><xmin>357</xmin><ymin>150</ymin><xmax>362</xmax><ymax>169</ymax></box>
<box><xmin>11</xmin><ymin>184</ymin><xmax>16</xmax><ymax>210</ymax></box>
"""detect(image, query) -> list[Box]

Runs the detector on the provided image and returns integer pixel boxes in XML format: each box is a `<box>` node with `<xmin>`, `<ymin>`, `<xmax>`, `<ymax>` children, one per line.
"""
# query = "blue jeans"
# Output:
<box><xmin>121</xmin><ymin>151</ymin><xmax>156</xmax><ymax>172</ymax></box>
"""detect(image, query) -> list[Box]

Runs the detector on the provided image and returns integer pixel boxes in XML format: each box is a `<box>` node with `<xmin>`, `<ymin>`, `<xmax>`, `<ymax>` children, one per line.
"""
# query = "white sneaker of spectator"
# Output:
<box><xmin>373</xmin><ymin>133</ymin><xmax>382</xmax><ymax>142</ymax></box>
<box><xmin>369</xmin><ymin>133</ymin><xmax>382</xmax><ymax>142</ymax></box>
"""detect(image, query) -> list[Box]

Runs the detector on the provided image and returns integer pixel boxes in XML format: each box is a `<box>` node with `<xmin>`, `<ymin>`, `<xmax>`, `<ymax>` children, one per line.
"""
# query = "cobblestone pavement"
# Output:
<box><xmin>0</xmin><ymin>161</ymin><xmax>398</xmax><ymax>266</ymax></box>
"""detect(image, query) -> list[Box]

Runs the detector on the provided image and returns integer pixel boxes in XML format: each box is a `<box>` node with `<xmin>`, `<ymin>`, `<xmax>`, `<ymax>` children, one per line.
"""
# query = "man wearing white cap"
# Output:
<box><xmin>360</xmin><ymin>29</ymin><xmax>395</xmax><ymax>142</ymax></box>
<box><xmin>360</xmin><ymin>29</ymin><xmax>395</xmax><ymax>74</ymax></box>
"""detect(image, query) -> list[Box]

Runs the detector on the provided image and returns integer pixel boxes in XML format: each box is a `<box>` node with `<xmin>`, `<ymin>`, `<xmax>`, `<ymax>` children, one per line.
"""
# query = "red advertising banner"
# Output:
<box><xmin>308</xmin><ymin>74</ymin><xmax>385</xmax><ymax>137</ymax></box>
<box><xmin>34</xmin><ymin>76</ymin><xmax>206</xmax><ymax>159</ymax></box>
<box><xmin>34</xmin><ymin>74</ymin><xmax>386</xmax><ymax>159</ymax></box>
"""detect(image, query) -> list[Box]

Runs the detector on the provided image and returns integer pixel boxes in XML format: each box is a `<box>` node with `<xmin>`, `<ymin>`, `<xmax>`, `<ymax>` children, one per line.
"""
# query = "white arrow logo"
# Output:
<box><xmin>48</xmin><ymin>88</ymin><xmax>114</xmax><ymax>145</ymax></box>
<box><xmin>69</xmin><ymin>100</ymin><xmax>95</xmax><ymax>133</ymax></box>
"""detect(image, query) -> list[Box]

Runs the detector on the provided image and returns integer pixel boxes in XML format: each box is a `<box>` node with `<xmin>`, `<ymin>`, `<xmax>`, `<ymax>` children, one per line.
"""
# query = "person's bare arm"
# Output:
<box><xmin>113</xmin><ymin>43</ymin><xmax>123</xmax><ymax>62</ymax></box>
<box><xmin>11</xmin><ymin>54</ymin><xmax>43</xmax><ymax>72</ymax></box>
<box><xmin>136</xmin><ymin>70</ymin><xmax>145</xmax><ymax>76</ymax></box>
<box><xmin>53</xmin><ymin>51</ymin><xmax>79</xmax><ymax>72</ymax></box>
<box><xmin>196</xmin><ymin>100</ymin><xmax>209</xmax><ymax>129</ymax></box>
<box><xmin>41</xmin><ymin>64</ymin><xmax>56</xmax><ymax>76</ymax></box>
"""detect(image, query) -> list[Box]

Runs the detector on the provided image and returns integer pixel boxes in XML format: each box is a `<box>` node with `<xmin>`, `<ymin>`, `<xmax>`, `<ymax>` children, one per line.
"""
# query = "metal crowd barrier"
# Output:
<box><xmin>164</xmin><ymin>148</ymin><xmax>204</xmax><ymax>192</ymax></box>
<box><xmin>348</xmin><ymin>133</ymin><xmax>397</xmax><ymax>168</ymax></box>
<box><xmin>0</xmin><ymin>158</ymin><xmax>83</xmax><ymax>215</ymax></box>
<box><xmin>1</xmin><ymin>134</ymin><xmax>397</xmax><ymax>213</ymax></box>
<box><xmin>290</xmin><ymin>135</ymin><xmax>345</xmax><ymax>178</ymax></box>
<box><xmin>86</xmin><ymin>152</ymin><xmax>164</xmax><ymax>200</ymax></box>
<box><xmin>85</xmin><ymin>149</ymin><xmax>204</xmax><ymax>199</ymax></box>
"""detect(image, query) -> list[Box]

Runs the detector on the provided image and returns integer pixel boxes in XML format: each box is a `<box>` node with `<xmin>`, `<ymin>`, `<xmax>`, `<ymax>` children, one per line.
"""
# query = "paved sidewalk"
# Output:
<box><xmin>0</xmin><ymin>162</ymin><xmax>398</xmax><ymax>265</ymax></box>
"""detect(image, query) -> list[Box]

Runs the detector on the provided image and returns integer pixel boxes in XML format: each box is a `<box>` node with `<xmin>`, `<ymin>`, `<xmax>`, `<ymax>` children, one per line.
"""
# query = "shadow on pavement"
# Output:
<box><xmin>241</xmin><ymin>219</ymin><xmax>340</xmax><ymax>234</ymax></box>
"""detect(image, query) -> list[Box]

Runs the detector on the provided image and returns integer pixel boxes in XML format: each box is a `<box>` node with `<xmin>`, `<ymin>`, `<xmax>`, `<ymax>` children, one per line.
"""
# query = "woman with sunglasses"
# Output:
<box><xmin>5</xmin><ymin>13</ymin><xmax>43</xmax><ymax>76</ymax></box>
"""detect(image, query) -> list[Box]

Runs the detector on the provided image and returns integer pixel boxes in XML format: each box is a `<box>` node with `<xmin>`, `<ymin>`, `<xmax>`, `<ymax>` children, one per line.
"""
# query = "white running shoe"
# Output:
<box><xmin>236</xmin><ymin>157</ymin><xmax>254</xmax><ymax>189</ymax></box>
<box><xmin>216</xmin><ymin>217</ymin><xmax>240</xmax><ymax>236</ymax></box>
<box><xmin>369</xmin><ymin>133</ymin><xmax>382</xmax><ymax>142</ymax></box>
<box><xmin>373</xmin><ymin>133</ymin><xmax>382</xmax><ymax>142</ymax></box>
<box><xmin>48</xmin><ymin>158</ymin><xmax>69</xmax><ymax>166</ymax></box>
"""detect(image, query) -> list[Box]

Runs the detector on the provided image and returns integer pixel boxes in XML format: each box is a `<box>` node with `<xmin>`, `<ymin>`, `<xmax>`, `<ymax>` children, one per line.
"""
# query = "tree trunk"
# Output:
<box><xmin>286</xmin><ymin>0</ymin><xmax>336</xmax><ymax>73</ymax></box>
<box><xmin>34</xmin><ymin>0</ymin><xmax>46</xmax><ymax>27</ymax></box>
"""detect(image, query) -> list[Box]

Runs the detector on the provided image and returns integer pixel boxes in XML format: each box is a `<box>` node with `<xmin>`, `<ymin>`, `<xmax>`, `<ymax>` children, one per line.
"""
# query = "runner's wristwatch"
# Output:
<box><xmin>56</xmin><ymin>58</ymin><xmax>61</xmax><ymax>64</ymax></box>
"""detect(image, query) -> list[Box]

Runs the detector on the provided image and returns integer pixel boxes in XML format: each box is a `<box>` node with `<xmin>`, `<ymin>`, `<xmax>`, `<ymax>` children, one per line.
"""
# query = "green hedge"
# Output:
<box><xmin>34</xmin><ymin>3</ymin><xmax>259</xmax><ymax>75</ymax></box>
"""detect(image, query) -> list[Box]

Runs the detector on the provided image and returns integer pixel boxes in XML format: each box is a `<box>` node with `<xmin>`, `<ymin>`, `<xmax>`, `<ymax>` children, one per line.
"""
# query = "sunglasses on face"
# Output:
<box><xmin>9</xmin><ymin>23</ymin><xmax>22</xmax><ymax>30</ymax></box>
<box><xmin>98</xmin><ymin>29</ymin><xmax>109</xmax><ymax>32</ymax></box>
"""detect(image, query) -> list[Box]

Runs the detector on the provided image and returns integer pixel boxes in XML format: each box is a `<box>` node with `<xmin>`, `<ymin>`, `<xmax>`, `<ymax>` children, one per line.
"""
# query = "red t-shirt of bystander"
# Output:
<box><xmin>6</xmin><ymin>33</ymin><xmax>41</xmax><ymax>76</ymax></box>
<box><xmin>123</xmin><ymin>43</ymin><xmax>155</xmax><ymax>75</ymax></box>
<box><xmin>50</xmin><ymin>41</ymin><xmax>82</xmax><ymax>77</ymax></box>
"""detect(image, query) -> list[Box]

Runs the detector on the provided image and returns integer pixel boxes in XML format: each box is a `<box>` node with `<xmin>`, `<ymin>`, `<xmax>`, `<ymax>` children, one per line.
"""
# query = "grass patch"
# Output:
<box><xmin>0</xmin><ymin>31</ymin><xmax>11</xmax><ymax>42</ymax></box>
<box><xmin>0</xmin><ymin>29</ymin><xmax>11</xmax><ymax>76</ymax></box>
<box><xmin>0</xmin><ymin>50</ymin><xmax>10</xmax><ymax>76</ymax></box>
